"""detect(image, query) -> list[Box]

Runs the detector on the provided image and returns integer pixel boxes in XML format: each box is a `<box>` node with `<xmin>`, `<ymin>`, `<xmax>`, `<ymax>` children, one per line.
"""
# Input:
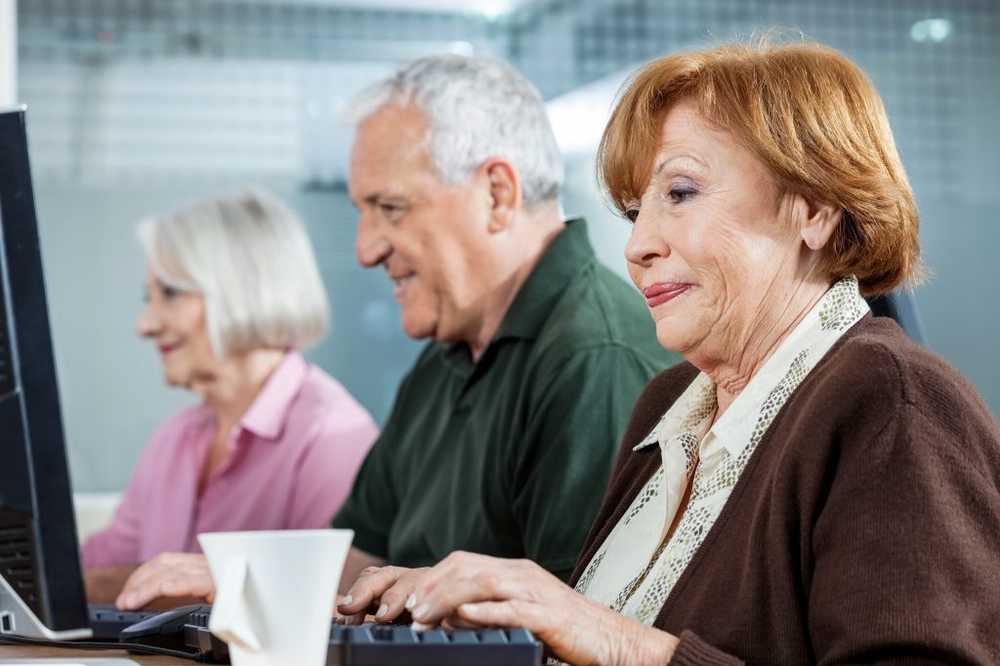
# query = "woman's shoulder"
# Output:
<box><xmin>797</xmin><ymin>315</ymin><xmax>1000</xmax><ymax>452</ymax></box>
<box><xmin>822</xmin><ymin>316</ymin><xmax>990</xmax><ymax>414</ymax></box>
<box><xmin>134</xmin><ymin>403</ymin><xmax>212</xmax><ymax>472</ymax></box>
<box><xmin>286</xmin><ymin>361</ymin><xmax>378</xmax><ymax>438</ymax></box>
<box><xmin>148</xmin><ymin>402</ymin><xmax>211</xmax><ymax>444</ymax></box>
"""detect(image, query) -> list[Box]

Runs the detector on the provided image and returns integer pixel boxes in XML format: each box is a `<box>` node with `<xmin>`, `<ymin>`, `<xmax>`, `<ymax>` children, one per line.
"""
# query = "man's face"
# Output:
<box><xmin>349</xmin><ymin>104</ymin><xmax>496</xmax><ymax>343</ymax></box>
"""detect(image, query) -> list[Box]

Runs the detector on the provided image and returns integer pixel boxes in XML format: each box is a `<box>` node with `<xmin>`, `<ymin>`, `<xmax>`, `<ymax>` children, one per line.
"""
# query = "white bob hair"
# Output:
<box><xmin>137</xmin><ymin>188</ymin><xmax>330</xmax><ymax>359</ymax></box>
<box><xmin>346</xmin><ymin>54</ymin><xmax>564</xmax><ymax>207</ymax></box>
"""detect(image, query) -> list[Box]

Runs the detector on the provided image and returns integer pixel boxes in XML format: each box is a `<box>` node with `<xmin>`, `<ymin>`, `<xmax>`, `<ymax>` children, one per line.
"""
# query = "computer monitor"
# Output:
<box><xmin>0</xmin><ymin>107</ymin><xmax>92</xmax><ymax>640</ymax></box>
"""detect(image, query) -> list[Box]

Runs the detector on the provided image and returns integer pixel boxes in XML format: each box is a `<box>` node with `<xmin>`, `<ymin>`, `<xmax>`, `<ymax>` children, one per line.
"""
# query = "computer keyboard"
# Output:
<box><xmin>324</xmin><ymin>623</ymin><xmax>543</xmax><ymax>666</ymax></box>
<box><xmin>180</xmin><ymin>607</ymin><xmax>541</xmax><ymax>665</ymax></box>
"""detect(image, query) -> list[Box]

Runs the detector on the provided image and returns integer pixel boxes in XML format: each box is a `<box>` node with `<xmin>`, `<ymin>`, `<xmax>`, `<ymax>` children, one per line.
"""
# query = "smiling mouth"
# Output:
<box><xmin>158</xmin><ymin>343</ymin><xmax>180</xmax><ymax>355</ymax></box>
<box><xmin>392</xmin><ymin>274</ymin><xmax>415</xmax><ymax>300</ymax></box>
<box><xmin>642</xmin><ymin>282</ymin><xmax>692</xmax><ymax>308</ymax></box>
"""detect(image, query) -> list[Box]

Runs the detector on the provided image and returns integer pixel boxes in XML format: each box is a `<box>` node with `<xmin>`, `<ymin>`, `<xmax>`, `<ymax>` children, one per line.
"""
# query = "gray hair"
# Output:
<box><xmin>347</xmin><ymin>54</ymin><xmax>563</xmax><ymax>206</ymax></box>
<box><xmin>137</xmin><ymin>189</ymin><xmax>329</xmax><ymax>358</ymax></box>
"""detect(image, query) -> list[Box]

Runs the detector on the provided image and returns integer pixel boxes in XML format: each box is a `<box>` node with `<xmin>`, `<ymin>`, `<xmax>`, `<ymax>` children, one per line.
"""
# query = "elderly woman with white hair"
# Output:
<box><xmin>81</xmin><ymin>189</ymin><xmax>378</xmax><ymax>603</ymax></box>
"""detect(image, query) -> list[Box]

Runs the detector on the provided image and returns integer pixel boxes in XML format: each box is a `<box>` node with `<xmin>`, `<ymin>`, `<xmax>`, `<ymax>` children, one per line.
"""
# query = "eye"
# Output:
<box><xmin>377</xmin><ymin>200</ymin><xmax>407</xmax><ymax>222</ymax></box>
<box><xmin>623</xmin><ymin>205</ymin><xmax>640</xmax><ymax>223</ymax></box>
<box><xmin>161</xmin><ymin>285</ymin><xmax>182</xmax><ymax>300</ymax></box>
<box><xmin>668</xmin><ymin>186</ymin><xmax>698</xmax><ymax>204</ymax></box>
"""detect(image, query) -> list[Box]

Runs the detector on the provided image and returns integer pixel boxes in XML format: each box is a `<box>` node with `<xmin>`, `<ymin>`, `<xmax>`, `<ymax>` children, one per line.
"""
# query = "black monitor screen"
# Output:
<box><xmin>0</xmin><ymin>108</ymin><xmax>88</xmax><ymax>634</ymax></box>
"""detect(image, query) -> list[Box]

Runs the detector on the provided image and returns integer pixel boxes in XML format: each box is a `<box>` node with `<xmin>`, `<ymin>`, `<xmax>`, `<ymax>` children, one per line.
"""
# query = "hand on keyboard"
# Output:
<box><xmin>116</xmin><ymin>552</ymin><xmax>215</xmax><ymax>610</ymax></box>
<box><xmin>336</xmin><ymin>564</ymin><xmax>431</xmax><ymax>625</ymax></box>
<box><xmin>387</xmin><ymin>551</ymin><xmax>680</xmax><ymax>666</ymax></box>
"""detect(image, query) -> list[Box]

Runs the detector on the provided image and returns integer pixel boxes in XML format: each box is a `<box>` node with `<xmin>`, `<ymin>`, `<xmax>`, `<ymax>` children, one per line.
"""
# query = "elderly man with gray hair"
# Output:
<box><xmin>115</xmin><ymin>54</ymin><xmax>672</xmax><ymax>612</ymax></box>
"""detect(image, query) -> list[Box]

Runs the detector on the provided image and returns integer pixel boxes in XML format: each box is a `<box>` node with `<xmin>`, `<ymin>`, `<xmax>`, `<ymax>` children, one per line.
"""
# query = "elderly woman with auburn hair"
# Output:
<box><xmin>337</xmin><ymin>42</ymin><xmax>1000</xmax><ymax>664</ymax></box>
<box><xmin>82</xmin><ymin>190</ymin><xmax>378</xmax><ymax>603</ymax></box>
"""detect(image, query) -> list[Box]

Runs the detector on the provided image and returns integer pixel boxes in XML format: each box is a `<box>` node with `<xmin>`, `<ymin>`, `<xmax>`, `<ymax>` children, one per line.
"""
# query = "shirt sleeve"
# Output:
<box><xmin>287</xmin><ymin>412</ymin><xmax>379</xmax><ymax>530</ymax></box>
<box><xmin>79</xmin><ymin>432</ymin><xmax>160</xmax><ymax>568</ymax></box>
<box><xmin>512</xmin><ymin>344</ymin><xmax>658</xmax><ymax>581</ymax></box>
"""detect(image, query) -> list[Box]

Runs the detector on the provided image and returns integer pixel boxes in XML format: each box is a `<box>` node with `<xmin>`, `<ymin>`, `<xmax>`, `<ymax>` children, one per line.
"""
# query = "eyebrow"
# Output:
<box><xmin>358</xmin><ymin>192</ymin><xmax>409</xmax><ymax>207</ymax></box>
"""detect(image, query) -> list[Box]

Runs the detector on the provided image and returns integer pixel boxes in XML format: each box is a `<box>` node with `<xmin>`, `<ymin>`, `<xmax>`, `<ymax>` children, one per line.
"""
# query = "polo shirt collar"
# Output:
<box><xmin>495</xmin><ymin>218</ymin><xmax>595</xmax><ymax>341</ymax></box>
<box><xmin>239</xmin><ymin>351</ymin><xmax>308</xmax><ymax>441</ymax></box>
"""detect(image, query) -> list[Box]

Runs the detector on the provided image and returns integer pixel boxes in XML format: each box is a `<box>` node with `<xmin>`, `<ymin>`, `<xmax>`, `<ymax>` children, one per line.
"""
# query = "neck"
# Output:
<box><xmin>193</xmin><ymin>349</ymin><xmax>286</xmax><ymax>429</ymax></box>
<box><xmin>693</xmin><ymin>277</ymin><xmax>832</xmax><ymax>420</ymax></box>
<box><xmin>467</xmin><ymin>206</ymin><xmax>564</xmax><ymax>362</ymax></box>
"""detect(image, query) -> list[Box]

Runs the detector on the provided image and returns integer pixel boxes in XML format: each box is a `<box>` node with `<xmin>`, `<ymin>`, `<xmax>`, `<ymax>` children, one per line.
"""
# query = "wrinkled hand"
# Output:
<box><xmin>116</xmin><ymin>553</ymin><xmax>215</xmax><ymax>610</ymax></box>
<box><xmin>401</xmin><ymin>552</ymin><xmax>680</xmax><ymax>666</ymax></box>
<box><xmin>335</xmin><ymin>565</ymin><xmax>431</xmax><ymax>625</ymax></box>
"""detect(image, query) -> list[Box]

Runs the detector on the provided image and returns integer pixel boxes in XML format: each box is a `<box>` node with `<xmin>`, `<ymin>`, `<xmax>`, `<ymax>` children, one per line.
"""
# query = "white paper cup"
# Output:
<box><xmin>199</xmin><ymin>529</ymin><xmax>353</xmax><ymax>666</ymax></box>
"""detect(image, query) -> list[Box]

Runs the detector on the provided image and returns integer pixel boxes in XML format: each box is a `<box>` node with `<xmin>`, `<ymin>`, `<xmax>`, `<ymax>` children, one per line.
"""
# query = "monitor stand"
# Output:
<box><xmin>0</xmin><ymin>573</ymin><xmax>92</xmax><ymax>640</ymax></box>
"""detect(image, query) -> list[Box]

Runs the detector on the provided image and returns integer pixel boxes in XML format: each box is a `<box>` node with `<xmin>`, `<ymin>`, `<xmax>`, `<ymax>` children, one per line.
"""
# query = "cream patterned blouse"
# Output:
<box><xmin>574</xmin><ymin>277</ymin><xmax>870</xmax><ymax>625</ymax></box>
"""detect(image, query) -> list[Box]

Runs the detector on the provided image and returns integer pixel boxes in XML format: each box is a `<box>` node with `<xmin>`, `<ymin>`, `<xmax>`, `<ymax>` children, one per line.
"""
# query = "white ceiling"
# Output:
<box><xmin>208</xmin><ymin>0</ymin><xmax>538</xmax><ymax>17</ymax></box>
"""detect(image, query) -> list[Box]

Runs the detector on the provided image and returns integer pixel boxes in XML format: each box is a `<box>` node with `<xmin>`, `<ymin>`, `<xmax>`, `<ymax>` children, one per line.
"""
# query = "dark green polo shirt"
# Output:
<box><xmin>332</xmin><ymin>219</ymin><xmax>676</xmax><ymax>580</ymax></box>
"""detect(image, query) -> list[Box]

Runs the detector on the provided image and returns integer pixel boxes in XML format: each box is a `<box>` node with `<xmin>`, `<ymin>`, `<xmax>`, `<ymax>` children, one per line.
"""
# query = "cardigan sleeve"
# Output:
<box><xmin>670</xmin><ymin>631</ymin><xmax>744</xmax><ymax>665</ymax></box>
<box><xmin>803</xmin><ymin>398</ymin><xmax>1000</xmax><ymax>664</ymax></box>
<box><xmin>663</xmin><ymin>398</ymin><xmax>1000</xmax><ymax>665</ymax></box>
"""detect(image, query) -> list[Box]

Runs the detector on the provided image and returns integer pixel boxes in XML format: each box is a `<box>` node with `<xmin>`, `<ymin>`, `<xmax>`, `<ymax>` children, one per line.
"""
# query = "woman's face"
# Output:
<box><xmin>136</xmin><ymin>267</ymin><xmax>217</xmax><ymax>388</ymax></box>
<box><xmin>625</xmin><ymin>100</ymin><xmax>814</xmax><ymax>363</ymax></box>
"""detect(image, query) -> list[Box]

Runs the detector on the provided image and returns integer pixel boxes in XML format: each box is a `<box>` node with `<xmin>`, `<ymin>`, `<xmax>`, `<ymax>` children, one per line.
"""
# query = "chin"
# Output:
<box><xmin>162</xmin><ymin>373</ymin><xmax>185</xmax><ymax>388</ymax></box>
<box><xmin>400</xmin><ymin>314</ymin><xmax>437</xmax><ymax>341</ymax></box>
<box><xmin>160</xmin><ymin>363</ymin><xmax>188</xmax><ymax>388</ymax></box>
<box><xmin>654</xmin><ymin>320</ymin><xmax>695</xmax><ymax>355</ymax></box>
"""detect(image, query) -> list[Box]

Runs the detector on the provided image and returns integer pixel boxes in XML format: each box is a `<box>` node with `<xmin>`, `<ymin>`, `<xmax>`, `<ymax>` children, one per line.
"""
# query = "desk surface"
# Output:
<box><xmin>0</xmin><ymin>644</ymin><xmax>179</xmax><ymax>664</ymax></box>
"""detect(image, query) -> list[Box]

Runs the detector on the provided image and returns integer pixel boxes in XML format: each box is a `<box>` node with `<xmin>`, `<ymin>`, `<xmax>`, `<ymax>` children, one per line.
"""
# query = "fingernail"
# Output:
<box><xmin>413</xmin><ymin>603</ymin><xmax>429</xmax><ymax>620</ymax></box>
<box><xmin>341</xmin><ymin>595</ymin><xmax>352</xmax><ymax>606</ymax></box>
<box><xmin>375</xmin><ymin>604</ymin><xmax>388</xmax><ymax>618</ymax></box>
<box><xmin>404</xmin><ymin>593</ymin><xmax>416</xmax><ymax>610</ymax></box>
<box><xmin>461</xmin><ymin>603</ymin><xmax>478</xmax><ymax>616</ymax></box>
<box><xmin>412</xmin><ymin>621</ymin><xmax>430</xmax><ymax>632</ymax></box>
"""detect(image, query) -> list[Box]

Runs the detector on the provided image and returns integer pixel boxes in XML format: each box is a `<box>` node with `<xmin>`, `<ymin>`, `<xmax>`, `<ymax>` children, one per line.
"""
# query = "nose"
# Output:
<box><xmin>136</xmin><ymin>300</ymin><xmax>161</xmax><ymax>339</ymax></box>
<box><xmin>624</xmin><ymin>208</ymin><xmax>670</xmax><ymax>268</ymax></box>
<box><xmin>355</xmin><ymin>214</ymin><xmax>391</xmax><ymax>268</ymax></box>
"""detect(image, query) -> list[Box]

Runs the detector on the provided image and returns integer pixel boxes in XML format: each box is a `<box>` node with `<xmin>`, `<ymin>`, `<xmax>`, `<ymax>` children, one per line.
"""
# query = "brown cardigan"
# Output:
<box><xmin>570</xmin><ymin>315</ymin><xmax>1000</xmax><ymax>664</ymax></box>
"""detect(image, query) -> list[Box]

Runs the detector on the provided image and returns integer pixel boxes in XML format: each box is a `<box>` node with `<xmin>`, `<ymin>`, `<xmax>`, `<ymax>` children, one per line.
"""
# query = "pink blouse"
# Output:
<box><xmin>81</xmin><ymin>353</ymin><xmax>378</xmax><ymax>567</ymax></box>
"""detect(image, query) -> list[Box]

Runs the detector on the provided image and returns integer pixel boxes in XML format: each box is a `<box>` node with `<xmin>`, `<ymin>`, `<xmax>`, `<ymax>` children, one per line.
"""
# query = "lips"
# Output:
<box><xmin>158</xmin><ymin>343</ymin><xmax>180</xmax><ymax>355</ymax></box>
<box><xmin>642</xmin><ymin>282</ymin><xmax>691</xmax><ymax>308</ymax></box>
<box><xmin>391</xmin><ymin>273</ymin><xmax>415</xmax><ymax>301</ymax></box>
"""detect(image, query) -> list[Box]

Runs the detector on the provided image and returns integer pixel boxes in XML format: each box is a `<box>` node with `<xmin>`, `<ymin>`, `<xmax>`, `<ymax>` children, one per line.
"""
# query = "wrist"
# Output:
<box><xmin>612</xmin><ymin>615</ymin><xmax>680</xmax><ymax>666</ymax></box>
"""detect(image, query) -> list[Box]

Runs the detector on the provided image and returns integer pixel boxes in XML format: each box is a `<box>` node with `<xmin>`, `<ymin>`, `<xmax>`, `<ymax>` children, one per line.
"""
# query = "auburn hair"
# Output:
<box><xmin>598</xmin><ymin>40</ymin><xmax>921</xmax><ymax>295</ymax></box>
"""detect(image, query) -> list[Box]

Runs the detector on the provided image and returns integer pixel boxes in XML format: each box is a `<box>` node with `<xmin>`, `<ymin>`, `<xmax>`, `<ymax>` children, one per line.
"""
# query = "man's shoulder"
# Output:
<box><xmin>535</xmin><ymin>260</ymin><xmax>669</xmax><ymax>363</ymax></box>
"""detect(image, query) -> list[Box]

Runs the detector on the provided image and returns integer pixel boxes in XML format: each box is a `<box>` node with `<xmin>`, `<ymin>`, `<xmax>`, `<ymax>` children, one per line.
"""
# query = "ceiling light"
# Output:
<box><xmin>910</xmin><ymin>18</ymin><xmax>952</xmax><ymax>43</ymax></box>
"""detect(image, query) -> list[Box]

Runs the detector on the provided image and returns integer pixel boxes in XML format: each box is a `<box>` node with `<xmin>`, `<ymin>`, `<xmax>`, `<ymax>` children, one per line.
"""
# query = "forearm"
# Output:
<box><xmin>83</xmin><ymin>564</ymin><xmax>139</xmax><ymax>604</ymax></box>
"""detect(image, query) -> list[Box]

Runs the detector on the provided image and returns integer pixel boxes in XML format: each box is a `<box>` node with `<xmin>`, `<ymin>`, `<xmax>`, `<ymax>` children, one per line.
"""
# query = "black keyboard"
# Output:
<box><xmin>87</xmin><ymin>604</ymin><xmax>156</xmax><ymax>640</ymax></box>
<box><xmin>324</xmin><ymin>623</ymin><xmax>543</xmax><ymax>666</ymax></box>
<box><xmin>178</xmin><ymin>608</ymin><xmax>542</xmax><ymax>665</ymax></box>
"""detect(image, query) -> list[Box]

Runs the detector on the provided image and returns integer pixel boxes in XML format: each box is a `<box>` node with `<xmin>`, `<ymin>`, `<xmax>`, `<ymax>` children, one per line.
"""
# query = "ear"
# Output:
<box><xmin>797</xmin><ymin>195</ymin><xmax>842</xmax><ymax>251</ymax></box>
<box><xmin>480</xmin><ymin>158</ymin><xmax>522</xmax><ymax>233</ymax></box>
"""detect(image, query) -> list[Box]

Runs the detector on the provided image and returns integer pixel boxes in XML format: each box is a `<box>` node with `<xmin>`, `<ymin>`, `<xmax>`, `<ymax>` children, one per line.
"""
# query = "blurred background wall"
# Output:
<box><xmin>15</xmin><ymin>0</ymin><xmax>1000</xmax><ymax>492</ymax></box>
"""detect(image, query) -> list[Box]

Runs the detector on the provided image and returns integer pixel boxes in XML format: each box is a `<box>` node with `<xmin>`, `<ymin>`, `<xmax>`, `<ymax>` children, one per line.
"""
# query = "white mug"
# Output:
<box><xmin>199</xmin><ymin>529</ymin><xmax>353</xmax><ymax>666</ymax></box>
